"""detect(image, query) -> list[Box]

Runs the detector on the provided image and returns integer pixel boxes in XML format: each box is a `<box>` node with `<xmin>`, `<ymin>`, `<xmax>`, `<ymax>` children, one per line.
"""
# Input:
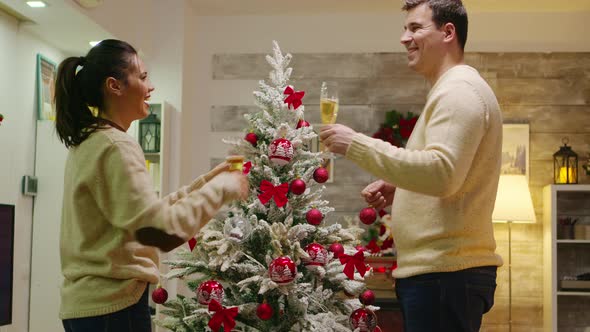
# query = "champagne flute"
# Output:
<box><xmin>319</xmin><ymin>81</ymin><xmax>339</xmax><ymax>162</ymax></box>
<box><xmin>320</xmin><ymin>81</ymin><xmax>339</xmax><ymax>124</ymax></box>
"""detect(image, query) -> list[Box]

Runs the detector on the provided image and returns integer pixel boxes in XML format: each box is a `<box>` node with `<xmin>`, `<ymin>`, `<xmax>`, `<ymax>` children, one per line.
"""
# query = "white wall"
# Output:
<box><xmin>0</xmin><ymin>9</ymin><xmax>65</xmax><ymax>332</ymax></box>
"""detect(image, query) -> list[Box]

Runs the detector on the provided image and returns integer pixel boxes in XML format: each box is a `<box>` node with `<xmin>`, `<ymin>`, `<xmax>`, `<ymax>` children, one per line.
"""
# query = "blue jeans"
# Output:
<box><xmin>395</xmin><ymin>266</ymin><xmax>497</xmax><ymax>332</ymax></box>
<box><xmin>62</xmin><ymin>286</ymin><xmax>152</xmax><ymax>332</ymax></box>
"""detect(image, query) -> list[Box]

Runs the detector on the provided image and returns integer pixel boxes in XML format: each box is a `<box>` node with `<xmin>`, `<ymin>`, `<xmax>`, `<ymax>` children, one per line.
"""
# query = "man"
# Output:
<box><xmin>319</xmin><ymin>1</ymin><xmax>503</xmax><ymax>331</ymax></box>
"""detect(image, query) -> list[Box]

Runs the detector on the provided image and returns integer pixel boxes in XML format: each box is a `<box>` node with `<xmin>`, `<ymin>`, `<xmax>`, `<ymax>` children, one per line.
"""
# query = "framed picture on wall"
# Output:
<box><xmin>36</xmin><ymin>54</ymin><xmax>57</xmax><ymax>121</ymax></box>
<box><xmin>501</xmin><ymin>123</ymin><xmax>530</xmax><ymax>179</ymax></box>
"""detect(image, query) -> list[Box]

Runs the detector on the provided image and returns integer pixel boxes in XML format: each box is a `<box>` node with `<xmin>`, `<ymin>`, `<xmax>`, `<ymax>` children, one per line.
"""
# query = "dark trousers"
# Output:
<box><xmin>62</xmin><ymin>286</ymin><xmax>152</xmax><ymax>332</ymax></box>
<box><xmin>395</xmin><ymin>266</ymin><xmax>497</xmax><ymax>332</ymax></box>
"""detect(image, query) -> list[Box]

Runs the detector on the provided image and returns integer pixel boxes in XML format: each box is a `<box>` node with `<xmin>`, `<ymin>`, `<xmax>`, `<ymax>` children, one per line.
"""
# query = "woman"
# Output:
<box><xmin>54</xmin><ymin>39</ymin><xmax>248</xmax><ymax>331</ymax></box>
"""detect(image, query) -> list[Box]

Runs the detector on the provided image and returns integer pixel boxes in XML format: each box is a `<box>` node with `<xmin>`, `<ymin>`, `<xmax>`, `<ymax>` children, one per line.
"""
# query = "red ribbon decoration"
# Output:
<box><xmin>283</xmin><ymin>85</ymin><xmax>305</xmax><ymax>110</ymax></box>
<box><xmin>208</xmin><ymin>299</ymin><xmax>238</xmax><ymax>332</ymax></box>
<box><xmin>243</xmin><ymin>161</ymin><xmax>252</xmax><ymax>175</ymax></box>
<box><xmin>339</xmin><ymin>250</ymin><xmax>367</xmax><ymax>280</ymax></box>
<box><xmin>258</xmin><ymin>180</ymin><xmax>289</xmax><ymax>207</ymax></box>
<box><xmin>188</xmin><ymin>237</ymin><xmax>197</xmax><ymax>251</ymax></box>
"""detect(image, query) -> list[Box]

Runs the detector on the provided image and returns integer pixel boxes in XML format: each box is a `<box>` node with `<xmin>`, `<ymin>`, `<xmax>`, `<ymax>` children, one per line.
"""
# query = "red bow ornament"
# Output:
<box><xmin>258</xmin><ymin>180</ymin><xmax>289</xmax><ymax>207</ymax></box>
<box><xmin>243</xmin><ymin>161</ymin><xmax>252</xmax><ymax>175</ymax></box>
<box><xmin>283</xmin><ymin>86</ymin><xmax>305</xmax><ymax>110</ymax></box>
<box><xmin>208</xmin><ymin>299</ymin><xmax>238</xmax><ymax>332</ymax></box>
<box><xmin>339</xmin><ymin>250</ymin><xmax>368</xmax><ymax>280</ymax></box>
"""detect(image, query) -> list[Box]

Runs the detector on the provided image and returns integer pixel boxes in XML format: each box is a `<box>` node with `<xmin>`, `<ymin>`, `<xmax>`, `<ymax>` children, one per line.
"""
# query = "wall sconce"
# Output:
<box><xmin>553</xmin><ymin>137</ymin><xmax>578</xmax><ymax>184</ymax></box>
<box><xmin>138</xmin><ymin>110</ymin><xmax>160</xmax><ymax>153</ymax></box>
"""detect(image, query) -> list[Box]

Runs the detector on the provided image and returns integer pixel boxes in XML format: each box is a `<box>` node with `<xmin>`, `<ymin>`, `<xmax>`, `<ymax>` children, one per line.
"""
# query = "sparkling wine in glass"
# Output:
<box><xmin>320</xmin><ymin>81</ymin><xmax>339</xmax><ymax>124</ymax></box>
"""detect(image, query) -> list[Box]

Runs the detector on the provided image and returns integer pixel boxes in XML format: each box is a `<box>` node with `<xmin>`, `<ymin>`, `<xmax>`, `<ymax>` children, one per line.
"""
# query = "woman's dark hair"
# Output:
<box><xmin>54</xmin><ymin>39</ymin><xmax>137</xmax><ymax>148</ymax></box>
<box><xmin>403</xmin><ymin>0</ymin><xmax>468</xmax><ymax>50</ymax></box>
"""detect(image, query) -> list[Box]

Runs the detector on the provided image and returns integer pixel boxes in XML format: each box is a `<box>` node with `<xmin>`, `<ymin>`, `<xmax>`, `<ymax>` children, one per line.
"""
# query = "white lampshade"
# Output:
<box><xmin>492</xmin><ymin>175</ymin><xmax>536</xmax><ymax>223</ymax></box>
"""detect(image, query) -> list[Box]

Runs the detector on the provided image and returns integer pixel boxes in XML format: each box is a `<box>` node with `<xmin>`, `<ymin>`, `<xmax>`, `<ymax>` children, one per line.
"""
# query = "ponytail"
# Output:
<box><xmin>54</xmin><ymin>57</ymin><xmax>99</xmax><ymax>148</ymax></box>
<box><xmin>54</xmin><ymin>39</ymin><xmax>138</xmax><ymax>148</ymax></box>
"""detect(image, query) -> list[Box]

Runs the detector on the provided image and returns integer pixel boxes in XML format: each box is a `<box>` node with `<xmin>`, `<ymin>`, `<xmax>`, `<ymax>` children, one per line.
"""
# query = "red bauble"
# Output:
<box><xmin>303</xmin><ymin>243</ymin><xmax>328</xmax><ymax>266</ymax></box>
<box><xmin>269</xmin><ymin>256</ymin><xmax>297</xmax><ymax>284</ymax></box>
<box><xmin>349</xmin><ymin>308</ymin><xmax>378</xmax><ymax>332</ymax></box>
<box><xmin>151</xmin><ymin>285</ymin><xmax>168</xmax><ymax>304</ymax></box>
<box><xmin>373</xmin><ymin>327</ymin><xmax>383</xmax><ymax>332</ymax></box>
<box><xmin>196</xmin><ymin>280</ymin><xmax>224</xmax><ymax>305</ymax></box>
<box><xmin>245</xmin><ymin>132</ymin><xmax>258</xmax><ymax>147</ymax></box>
<box><xmin>378</xmin><ymin>209</ymin><xmax>387</xmax><ymax>218</ymax></box>
<box><xmin>313</xmin><ymin>167</ymin><xmax>329</xmax><ymax>183</ymax></box>
<box><xmin>268</xmin><ymin>138</ymin><xmax>294</xmax><ymax>166</ymax></box>
<box><xmin>296</xmin><ymin>119</ymin><xmax>310</xmax><ymax>129</ymax></box>
<box><xmin>329</xmin><ymin>242</ymin><xmax>345</xmax><ymax>258</ymax></box>
<box><xmin>290</xmin><ymin>178</ymin><xmax>306</xmax><ymax>195</ymax></box>
<box><xmin>256</xmin><ymin>302</ymin><xmax>273</xmax><ymax>320</ymax></box>
<box><xmin>359</xmin><ymin>207</ymin><xmax>377</xmax><ymax>225</ymax></box>
<box><xmin>359</xmin><ymin>290</ymin><xmax>376</xmax><ymax>306</ymax></box>
<box><xmin>306</xmin><ymin>209</ymin><xmax>323</xmax><ymax>226</ymax></box>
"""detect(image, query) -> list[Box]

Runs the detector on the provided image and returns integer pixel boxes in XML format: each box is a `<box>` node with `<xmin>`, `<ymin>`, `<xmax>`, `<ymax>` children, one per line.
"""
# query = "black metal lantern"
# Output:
<box><xmin>138</xmin><ymin>110</ymin><xmax>160</xmax><ymax>153</ymax></box>
<box><xmin>553</xmin><ymin>137</ymin><xmax>578</xmax><ymax>184</ymax></box>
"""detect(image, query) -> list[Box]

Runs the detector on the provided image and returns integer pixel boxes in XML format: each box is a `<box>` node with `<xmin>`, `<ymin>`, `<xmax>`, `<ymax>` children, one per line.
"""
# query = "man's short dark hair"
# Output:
<box><xmin>403</xmin><ymin>0</ymin><xmax>468</xmax><ymax>50</ymax></box>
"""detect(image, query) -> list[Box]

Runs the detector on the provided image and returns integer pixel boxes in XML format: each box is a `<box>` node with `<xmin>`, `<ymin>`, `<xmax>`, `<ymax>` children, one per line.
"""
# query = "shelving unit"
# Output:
<box><xmin>128</xmin><ymin>102</ymin><xmax>171</xmax><ymax>196</ymax></box>
<box><xmin>128</xmin><ymin>101</ymin><xmax>176</xmax><ymax>332</ymax></box>
<box><xmin>543</xmin><ymin>184</ymin><xmax>590</xmax><ymax>331</ymax></box>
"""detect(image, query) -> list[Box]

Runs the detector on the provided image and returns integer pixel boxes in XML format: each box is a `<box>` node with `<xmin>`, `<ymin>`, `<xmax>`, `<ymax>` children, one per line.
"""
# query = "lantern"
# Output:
<box><xmin>553</xmin><ymin>137</ymin><xmax>578</xmax><ymax>184</ymax></box>
<box><xmin>139</xmin><ymin>109</ymin><xmax>160</xmax><ymax>153</ymax></box>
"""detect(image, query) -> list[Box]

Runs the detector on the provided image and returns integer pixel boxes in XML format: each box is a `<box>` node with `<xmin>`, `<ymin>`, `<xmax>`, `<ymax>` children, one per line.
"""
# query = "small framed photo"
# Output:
<box><xmin>36</xmin><ymin>54</ymin><xmax>57</xmax><ymax>121</ymax></box>
<box><xmin>501</xmin><ymin>123</ymin><xmax>530</xmax><ymax>179</ymax></box>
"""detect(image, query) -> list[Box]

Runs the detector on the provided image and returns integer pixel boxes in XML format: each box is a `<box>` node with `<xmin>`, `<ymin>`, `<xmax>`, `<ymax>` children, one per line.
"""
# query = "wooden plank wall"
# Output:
<box><xmin>210</xmin><ymin>52</ymin><xmax>590</xmax><ymax>331</ymax></box>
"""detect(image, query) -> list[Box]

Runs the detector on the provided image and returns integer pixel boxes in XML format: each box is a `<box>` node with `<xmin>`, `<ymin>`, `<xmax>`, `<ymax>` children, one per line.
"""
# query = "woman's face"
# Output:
<box><xmin>120</xmin><ymin>55</ymin><xmax>154</xmax><ymax>121</ymax></box>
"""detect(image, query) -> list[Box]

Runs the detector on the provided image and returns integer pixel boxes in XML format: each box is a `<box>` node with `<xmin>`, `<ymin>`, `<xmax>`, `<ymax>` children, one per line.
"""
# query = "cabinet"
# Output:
<box><xmin>543</xmin><ymin>184</ymin><xmax>590</xmax><ymax>332</ymax></box>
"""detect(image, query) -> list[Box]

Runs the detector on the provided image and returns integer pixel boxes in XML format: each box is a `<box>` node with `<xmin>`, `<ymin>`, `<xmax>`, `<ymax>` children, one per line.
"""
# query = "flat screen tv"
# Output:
<box><xmin>0</xmin><ymin>204</ymin><xmax>14</xmax><ymax>326</ymax></box>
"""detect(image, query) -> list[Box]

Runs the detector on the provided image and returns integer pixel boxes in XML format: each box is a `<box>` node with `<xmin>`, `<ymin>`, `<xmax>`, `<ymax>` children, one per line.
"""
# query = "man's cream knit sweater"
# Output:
<box><xmin>346</xmin><ymin>65</ymin><xmax>504</xmax><ymax>278</ymax></box>
<box><xmin>59</xmin><ymin>126</ymin><xmax>241</xmax><ymax>319</ymax></box>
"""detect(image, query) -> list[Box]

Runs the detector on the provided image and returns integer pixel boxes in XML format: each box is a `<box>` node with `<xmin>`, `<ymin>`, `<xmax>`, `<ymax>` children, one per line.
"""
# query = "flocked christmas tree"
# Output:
<box><xmin>155</xmin><ymin>41</ymin><xmax>380</xmax><ymax>332</ymax></box>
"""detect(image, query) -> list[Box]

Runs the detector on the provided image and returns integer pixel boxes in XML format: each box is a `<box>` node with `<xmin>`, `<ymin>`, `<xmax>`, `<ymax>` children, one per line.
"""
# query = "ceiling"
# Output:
<box><xmin>0</xmin><ymin>0</ymin><xmax>112</xmax><ymax>55</ymax></box>
<box><xmin>1</xmin><ymin>0</ymin><xmax>588</xmax><ymax>55</ymax></box>
<box><xmin>188</xmin><ymin>0</ymin><xmax>590</xmax><ymax>15</ymax></box>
